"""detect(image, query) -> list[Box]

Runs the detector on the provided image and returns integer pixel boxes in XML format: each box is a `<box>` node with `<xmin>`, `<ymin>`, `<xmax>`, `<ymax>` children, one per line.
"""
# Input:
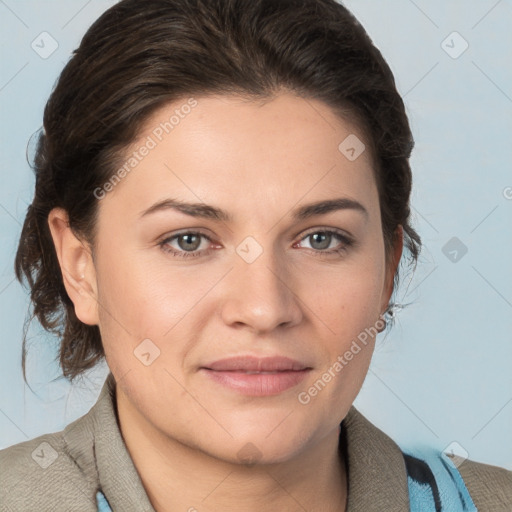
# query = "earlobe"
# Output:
<box><xmin>47</xmin><ymin>207</ymin><xmax>99</xmax><ymax>326</ymax></box>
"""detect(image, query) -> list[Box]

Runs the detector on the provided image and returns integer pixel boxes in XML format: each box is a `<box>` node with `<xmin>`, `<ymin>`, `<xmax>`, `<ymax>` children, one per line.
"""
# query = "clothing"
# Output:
<box><xmin>1</xmin><ymin>372</ymin><xmax>511</xmax><ymax>511</ymax></box>
<box><xmin>94</xmin><ymin>447</ymin><xmax>479</xmax><ymax>511</ymax></box>
<box><xmin>403</xmin><ymin>448</ymin><xmax>477</xmax><ymax>510</ymax></box>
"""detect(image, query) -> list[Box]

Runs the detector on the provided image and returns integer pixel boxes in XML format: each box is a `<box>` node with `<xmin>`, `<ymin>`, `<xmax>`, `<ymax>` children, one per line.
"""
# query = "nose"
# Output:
<box><xmin>219</xmin><ymin>246</ymin><xmax>303</xmax><ymax>334</ymax></box>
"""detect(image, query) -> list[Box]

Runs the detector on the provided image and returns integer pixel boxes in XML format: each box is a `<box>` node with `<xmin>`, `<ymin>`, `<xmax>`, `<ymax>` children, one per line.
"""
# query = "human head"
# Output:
<box><xmin>16</xmin><ymin>0</ymin><xmax>420</xmax><ymax>386</ymax></box>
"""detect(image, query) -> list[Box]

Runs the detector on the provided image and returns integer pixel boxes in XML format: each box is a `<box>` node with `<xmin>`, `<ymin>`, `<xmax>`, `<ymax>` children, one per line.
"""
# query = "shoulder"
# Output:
<box><xmin>457</xmin><ymin>456</ymin><xmax>512</xmax><ymax>510</ymax></box>
<box><xmin>0</xmin><ymin>416</ymin><xmax>98</xmax><ymax>511</ymax></box>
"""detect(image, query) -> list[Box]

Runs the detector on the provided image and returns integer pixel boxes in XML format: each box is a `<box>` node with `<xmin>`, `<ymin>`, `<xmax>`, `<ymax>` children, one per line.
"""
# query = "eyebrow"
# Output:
<box><xmin>139</xmin><ymin>197</ymin><xmax>368</xmax><ymax>222</ymax></box>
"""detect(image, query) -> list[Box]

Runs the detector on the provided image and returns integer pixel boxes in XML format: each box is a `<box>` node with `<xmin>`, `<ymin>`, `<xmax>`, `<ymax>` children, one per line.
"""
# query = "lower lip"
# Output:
<box><xmin>200</xmin><ymin>369</ymin><xmax>311</xmax><ymax>396</ymax></box>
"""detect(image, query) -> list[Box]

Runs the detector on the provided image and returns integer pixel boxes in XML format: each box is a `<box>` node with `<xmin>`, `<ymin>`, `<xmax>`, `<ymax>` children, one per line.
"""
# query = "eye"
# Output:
<box><xmin>294</xmin><ymin>229</ymin><xmax>354</xmax><ymax>256</ymax></box>
<box><xmin>158</xmin><ymin>228</ymin><xmax>354</xmax><ymax>260</ymax></box>
<box><xmin>158</xmin><ymin>231</ymin><xmax>214</xmax><ymax>259</ymax></box>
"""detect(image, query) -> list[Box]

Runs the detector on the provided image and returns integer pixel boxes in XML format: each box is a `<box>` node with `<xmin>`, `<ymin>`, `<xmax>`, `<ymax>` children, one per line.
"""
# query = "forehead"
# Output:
<box><xmin>98</xmin><ymin>93</ymin><xmax>378</xmax><ymax>224</ymax></box>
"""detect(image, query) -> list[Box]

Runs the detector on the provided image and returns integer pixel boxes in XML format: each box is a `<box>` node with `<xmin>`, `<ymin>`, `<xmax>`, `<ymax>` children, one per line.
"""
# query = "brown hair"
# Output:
<box><xmin>15</xmin><ymin>0</ymin><xmax>421</xmax><ymax>383</ymax></box>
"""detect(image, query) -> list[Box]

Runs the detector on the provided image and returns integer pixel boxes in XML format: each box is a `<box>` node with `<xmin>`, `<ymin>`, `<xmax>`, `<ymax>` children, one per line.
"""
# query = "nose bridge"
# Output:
<box><xmin>220</xmin><ymin>237</ymin><xmax>302</xmax><ymax>331</ymax></box>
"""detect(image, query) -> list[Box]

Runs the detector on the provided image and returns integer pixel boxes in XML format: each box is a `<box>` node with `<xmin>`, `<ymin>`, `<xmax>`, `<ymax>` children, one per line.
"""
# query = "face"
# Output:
<box><xmin>54</xmin><ymin>92</ymin><xmax>402</xmax><ymax>464</ymax></box>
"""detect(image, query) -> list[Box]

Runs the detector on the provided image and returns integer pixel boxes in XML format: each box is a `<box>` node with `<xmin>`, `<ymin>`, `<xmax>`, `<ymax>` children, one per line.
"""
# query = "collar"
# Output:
<box><xmin>66</xmin><ymin>373</ymin><xmax>409</xmax><ymax>511</ymax></box>
<box><xmin>341</xmin><ymin>405</ymin><xmax>409</xmax><ymax>511</ymax></box>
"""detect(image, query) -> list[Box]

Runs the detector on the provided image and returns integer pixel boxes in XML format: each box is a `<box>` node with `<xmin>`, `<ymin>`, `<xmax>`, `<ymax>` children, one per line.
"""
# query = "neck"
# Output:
<box><xmin>116</xmin><ymin>389</ymin><xmax>347</xmax><ymax>512</ymax></box>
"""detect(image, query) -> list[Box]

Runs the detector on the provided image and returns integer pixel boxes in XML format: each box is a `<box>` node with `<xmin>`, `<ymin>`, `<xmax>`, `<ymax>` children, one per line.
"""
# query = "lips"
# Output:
<box><xmin>200</xmin><ymin>355</ymin><xmax>312</xmax><ymax>396</ymax></box>
<box><xmin>202</xmin><ymin>355</ymin><xmax>310</xmax><ymax>372</ymax></box>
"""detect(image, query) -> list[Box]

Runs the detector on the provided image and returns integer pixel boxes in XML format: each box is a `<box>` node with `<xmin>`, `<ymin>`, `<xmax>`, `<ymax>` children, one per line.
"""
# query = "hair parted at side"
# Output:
<box><xmin>15</xmin><ymin>0</ymin><xmax>421</xmax><ymax>383</ymax></box>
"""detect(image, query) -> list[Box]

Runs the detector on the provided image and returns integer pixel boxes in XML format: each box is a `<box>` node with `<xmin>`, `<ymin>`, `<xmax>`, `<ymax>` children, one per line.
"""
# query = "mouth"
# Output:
<box><xmin>200</xmin><ymin>355</ymin><xmax>312</xmax><ymax>396</ymax></box>
<box><xmin>202</xmin><ymin>355</ymin><xmax>310</xmax><ymax>372</ymax></box>
<box><xmin>233</xmin><ymin>371</ymin><xmax>287</xmax><ymax>374</ymax></box>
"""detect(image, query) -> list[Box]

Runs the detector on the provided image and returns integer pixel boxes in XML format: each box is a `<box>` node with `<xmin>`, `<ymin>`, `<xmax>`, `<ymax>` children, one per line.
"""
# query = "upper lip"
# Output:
<box><xmin>202</xmin><ymin>356</ymin><xmax>311</xmax><ymax>372</ymax></box>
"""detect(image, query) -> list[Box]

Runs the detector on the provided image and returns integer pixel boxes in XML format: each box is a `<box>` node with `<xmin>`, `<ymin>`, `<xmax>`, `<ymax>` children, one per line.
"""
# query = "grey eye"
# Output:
<box><xmin>308</xmin><ymin>232</ymin><xmax>333</xmax><ymax>250</ymax></box>
<box><xmin>177</xmin><ymin>233</ymin><xmax>203</xmax><ymax>251</ymax></box>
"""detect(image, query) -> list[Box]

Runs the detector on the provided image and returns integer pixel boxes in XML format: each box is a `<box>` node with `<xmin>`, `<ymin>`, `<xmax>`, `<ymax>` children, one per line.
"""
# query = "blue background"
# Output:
<box><xmin>1</xmin><ymin>0</ymin><xmax>511</xmax><ymax>470</ymax></box>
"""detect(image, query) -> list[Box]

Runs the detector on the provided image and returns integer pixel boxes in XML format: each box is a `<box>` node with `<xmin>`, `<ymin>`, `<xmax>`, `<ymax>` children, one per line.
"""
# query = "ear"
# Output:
<box><xmin>380</xmin><ymin>224</ymin><xmax>404</xmax><ymax>314</ymax></box>
<box><xmin>47</xmin><ymin>207</ymin><xmax>99</xmax><ymax>326</ymax></box>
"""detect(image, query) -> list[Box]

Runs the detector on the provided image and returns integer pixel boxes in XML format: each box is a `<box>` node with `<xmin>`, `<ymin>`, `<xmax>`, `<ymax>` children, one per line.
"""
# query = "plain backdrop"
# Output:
<box><xmin>1</xmin><ymin>0</ymin><xmax>511</xmax><ymax>470</ymax></box>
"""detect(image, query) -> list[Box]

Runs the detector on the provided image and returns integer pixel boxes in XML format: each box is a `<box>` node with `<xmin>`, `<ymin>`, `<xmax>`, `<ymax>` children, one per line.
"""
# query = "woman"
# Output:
<box><xmin>1</xmin><ymin>0</ymin><xmax>510</xmax><ymax>510</ymax></box>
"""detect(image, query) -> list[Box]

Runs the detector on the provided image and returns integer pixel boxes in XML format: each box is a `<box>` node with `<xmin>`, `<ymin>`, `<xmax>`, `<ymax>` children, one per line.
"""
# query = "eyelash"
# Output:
<box><xmin>158</xmin><ymin>228</ymin><xmax>354</xmax><ymax>259</ymax></box>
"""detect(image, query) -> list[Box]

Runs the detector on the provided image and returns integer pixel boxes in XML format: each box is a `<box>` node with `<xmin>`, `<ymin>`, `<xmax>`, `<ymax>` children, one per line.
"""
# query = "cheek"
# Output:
<box><xmin>303</xmin><ymin>280</ymin><xmax>380</xmax><ymax>413</ymax></box>
<box><xmin>93</xmin><ymin>247</ymin><xmax>166</xmax><ymax>369</ymax></box>
<box><xmin>95</xmin><ymin>248</ymin><xmax>187</xmax><ymax>330</ymax></box>
<box><xmin>308</xmin><ymin>256</ymin><xmax>385</xmax><ymax>336</ymax></box>
<box><xmin>301</xmin><ymin>255</ymin><xmax>384</xmax><ymax>393</ymax></box>
<box><xmin>94</xmin><ymin>250</ymin><xmax>224</xmax><ymax>370</ymax></box>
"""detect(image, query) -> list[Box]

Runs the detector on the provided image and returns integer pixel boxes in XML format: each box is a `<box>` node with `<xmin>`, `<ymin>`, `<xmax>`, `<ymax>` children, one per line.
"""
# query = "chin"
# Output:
<box><xmin>200</xmin><ymin>427</ymin><xmax>316</xmax><ymax>467</ymax></box>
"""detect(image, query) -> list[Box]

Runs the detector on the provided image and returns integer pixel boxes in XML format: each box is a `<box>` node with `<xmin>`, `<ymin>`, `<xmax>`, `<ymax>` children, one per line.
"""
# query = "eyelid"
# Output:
<box><xmin>158</xmin><ymin>228</ymin><xmax>213</xmax><ymax>243</ymax></box>
<box><xmin>159</xmin><ymin>226</ymin><xmax>353</xmax><ymax>245</ymax></box>
<box><xmin>157</xmin><ymin>230</ymin><xmax>216</xmax><ymax>260</ymax></box>
<box><xmin>158</xmin><ymin>226</ymin><xmax>354</xmax><ymax>258</ymax></box>
<box><xmin>296</xmin><ymin>226</ymin><xmax>354</xmax><ymax>243</ymax></box>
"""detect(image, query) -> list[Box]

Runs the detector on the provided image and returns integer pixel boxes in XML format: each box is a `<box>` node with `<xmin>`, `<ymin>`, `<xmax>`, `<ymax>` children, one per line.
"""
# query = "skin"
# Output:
<box><xmin>48</xmin><ymin>92</ymin><xmax>403</xmax><ymax>512</ymax></box>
